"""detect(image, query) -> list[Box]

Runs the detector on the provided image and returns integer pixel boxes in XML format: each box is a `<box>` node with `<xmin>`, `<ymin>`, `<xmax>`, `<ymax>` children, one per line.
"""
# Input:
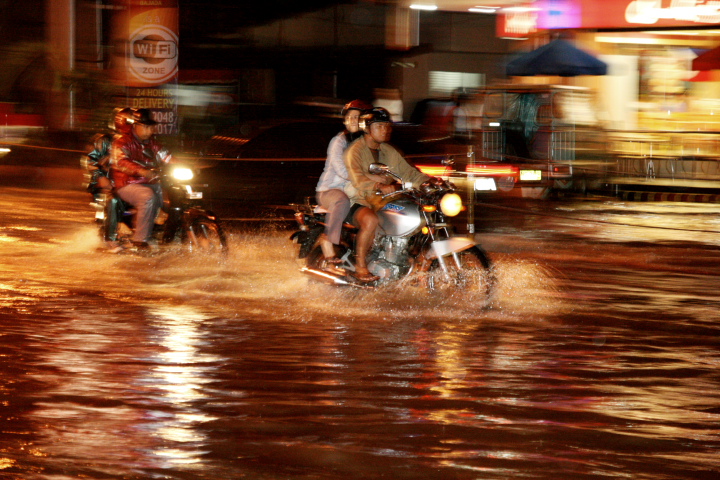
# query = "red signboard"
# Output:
<box><xmin>498</xmin><ymin>0</ymin><xmax>720</xmax><ymax>37</ymax></box>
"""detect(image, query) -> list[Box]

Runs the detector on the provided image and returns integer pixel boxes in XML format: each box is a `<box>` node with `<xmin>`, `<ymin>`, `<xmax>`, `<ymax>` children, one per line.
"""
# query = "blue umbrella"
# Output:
<box><xmin>506</xmin><ymin>39</ymin><xmax>608</xmax><ymax>77</ymax></box>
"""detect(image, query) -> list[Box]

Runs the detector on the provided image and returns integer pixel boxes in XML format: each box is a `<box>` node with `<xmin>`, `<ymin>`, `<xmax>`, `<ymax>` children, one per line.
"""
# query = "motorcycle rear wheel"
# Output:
<box><xmin>184</xmin><ymin>218</ymin><xmax>228</xmax><ymax>254</ymax></box>
<box><xmin>427</xmin><ymin>246</ymin><xmax>495</xmax><ymax>296</ymax></box>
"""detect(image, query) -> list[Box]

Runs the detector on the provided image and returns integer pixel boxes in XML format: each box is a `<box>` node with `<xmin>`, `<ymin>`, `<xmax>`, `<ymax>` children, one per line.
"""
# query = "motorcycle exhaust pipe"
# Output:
<box><xmin>300</xmin><ymin>267</ymin><xmax>373</xmax><ymax>289</ymax></box>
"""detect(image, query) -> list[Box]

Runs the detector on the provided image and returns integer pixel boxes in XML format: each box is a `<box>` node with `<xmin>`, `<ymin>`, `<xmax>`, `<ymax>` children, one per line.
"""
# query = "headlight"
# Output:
<box><xmin>439</xmin><ymin>192</ymin><xmax>463</xmax><ymax>217</ymax></box>
<box><xmin>171</xmin><ymin>167</ymin><xmax>194</xmax><ymax>181</ymax></box>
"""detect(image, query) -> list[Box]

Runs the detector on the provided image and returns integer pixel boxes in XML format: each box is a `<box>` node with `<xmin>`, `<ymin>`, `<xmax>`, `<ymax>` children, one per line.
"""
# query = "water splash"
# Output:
<box><xmin>2</xmin><ymin>212</ymin><xmax>564</xmax><ymax>324</ymax></box>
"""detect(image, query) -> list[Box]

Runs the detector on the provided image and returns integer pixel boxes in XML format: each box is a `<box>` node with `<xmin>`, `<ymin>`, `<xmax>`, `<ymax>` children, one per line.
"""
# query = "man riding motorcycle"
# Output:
<box><xmin>344</xmin><ymin>107</ymin><xmax>436</xmax><ymax>282</ymax></box>
<box><xmin>84</xmin><ymin>107</ymin><xmax>133</xmax><ymax>202</ymax></box>
<box><xmin>110</xmin><ymin>108</ymin><xmax>170</xmax><ymax>250</ymax></box>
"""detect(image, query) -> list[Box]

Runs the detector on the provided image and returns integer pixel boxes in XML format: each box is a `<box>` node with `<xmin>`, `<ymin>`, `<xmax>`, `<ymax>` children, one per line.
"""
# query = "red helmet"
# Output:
<box><xmin>341</xmin><ymin>99</ymin><xmax>372</xmax><ymax>117</ymax></box>
<box><xmin>111</xmin><ymin>107</ymin><xmax>134</xmax><ymax>134</ymax></box>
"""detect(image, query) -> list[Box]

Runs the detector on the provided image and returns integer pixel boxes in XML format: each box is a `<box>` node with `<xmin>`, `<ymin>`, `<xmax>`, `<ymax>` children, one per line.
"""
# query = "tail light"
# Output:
<box><xmin>466</xmin><ymin>165</ymin><xmax>519</xmax><ymax>176</ymax></box>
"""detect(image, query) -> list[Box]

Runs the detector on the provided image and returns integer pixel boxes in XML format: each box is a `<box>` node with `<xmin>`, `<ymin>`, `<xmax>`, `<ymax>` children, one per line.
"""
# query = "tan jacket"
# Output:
<box><xmin>344</xmin><ymin>138</ymin><xmax>430</xmax><ymax>209</ymax></box>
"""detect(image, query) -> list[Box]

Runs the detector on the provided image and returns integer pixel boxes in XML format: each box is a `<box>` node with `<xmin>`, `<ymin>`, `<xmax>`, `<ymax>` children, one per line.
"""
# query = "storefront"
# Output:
<box><xmin>498</xmin><ymin>0</ymin><xmax>720</xmax><ymax>133</ymax></box>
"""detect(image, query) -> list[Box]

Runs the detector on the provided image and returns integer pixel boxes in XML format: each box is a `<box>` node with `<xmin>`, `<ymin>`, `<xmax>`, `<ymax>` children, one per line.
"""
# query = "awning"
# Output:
<box><xmin>506</xmin><ymin>39</ymin><xmax>608</xmax><ymax>77</ymax></box>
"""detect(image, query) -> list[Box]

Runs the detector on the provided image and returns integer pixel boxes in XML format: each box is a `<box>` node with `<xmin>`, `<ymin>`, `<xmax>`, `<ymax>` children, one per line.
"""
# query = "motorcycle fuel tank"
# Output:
<box><xmin>377</xmin><ymin>197</ymin><xmax>423</xmax><ymax>237</ymax></box>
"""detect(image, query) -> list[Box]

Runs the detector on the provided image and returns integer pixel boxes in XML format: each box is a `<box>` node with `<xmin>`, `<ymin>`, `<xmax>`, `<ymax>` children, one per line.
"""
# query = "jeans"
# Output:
<box><xmin>116</xmin><ymin>183</ymin><xmax>163</xmax><ymax>243</ymax></box>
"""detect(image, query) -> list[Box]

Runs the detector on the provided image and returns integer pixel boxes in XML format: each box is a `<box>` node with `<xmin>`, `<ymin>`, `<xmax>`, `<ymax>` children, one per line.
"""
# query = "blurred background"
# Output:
<box><xmin>4</xmin><ymin>0</ymin><xmax>720</xmax><ymax>202</ymax></box>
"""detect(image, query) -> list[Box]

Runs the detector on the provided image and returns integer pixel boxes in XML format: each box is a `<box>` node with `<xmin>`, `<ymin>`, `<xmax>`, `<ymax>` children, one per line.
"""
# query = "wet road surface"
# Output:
<box><xmin>1</xmin><ymin>184</ymin><xmax>719</xmax><ymax>479</ymax></box>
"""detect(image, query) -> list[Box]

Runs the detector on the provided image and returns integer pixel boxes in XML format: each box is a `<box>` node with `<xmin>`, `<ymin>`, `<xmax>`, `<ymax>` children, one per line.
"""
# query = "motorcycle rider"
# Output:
<box><xmin>84</xmin><ymin>107</ymin><xmax>133</xmax><ymax>203</ymax></box>
<box><xmin>344</xmin><ymin>107</ymin><xmax>433</xmax><ymax>282</ymax></box>
<box><xmin>110</xmin><ymin>108</ymin><xmax>170</xmax><ymax>250</ymax></box>
<box><xmin>315</xmin><ymin>99</ymin><xmax>372</xmax><ymax>266</ymax></box>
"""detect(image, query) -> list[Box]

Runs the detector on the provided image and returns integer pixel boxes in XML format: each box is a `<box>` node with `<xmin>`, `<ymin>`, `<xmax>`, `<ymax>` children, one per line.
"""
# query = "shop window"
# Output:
<box><xmin>428</xmin><ymin>71</ymin><xmax>484</xmax><ymax>97</ymax></box>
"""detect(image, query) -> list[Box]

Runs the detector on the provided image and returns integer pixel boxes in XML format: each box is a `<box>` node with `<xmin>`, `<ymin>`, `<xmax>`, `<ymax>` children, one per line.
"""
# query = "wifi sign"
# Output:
<box><xmin>133</xmin><ymin>38</ymin><xmax>177</xmax><ymax>61</ymax></box>
<box><xmin>128</xmin><ymin>24</ymin><xmax>179</xmax><ymax>86</ymax></box>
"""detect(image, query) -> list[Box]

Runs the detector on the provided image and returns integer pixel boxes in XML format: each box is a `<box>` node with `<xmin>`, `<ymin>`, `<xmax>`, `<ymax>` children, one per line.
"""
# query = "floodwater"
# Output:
<box><xmin>1</xmin><ymin>184</ymin><xmax>719</xmax><ymax>480</ymax></box>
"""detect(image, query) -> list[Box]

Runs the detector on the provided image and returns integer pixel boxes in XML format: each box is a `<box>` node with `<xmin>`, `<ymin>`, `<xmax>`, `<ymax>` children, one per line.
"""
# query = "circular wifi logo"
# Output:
<box><xmin>129</xmin><ymin>24</ymin><xmax>178</xmax><ymax>85</ymax></box>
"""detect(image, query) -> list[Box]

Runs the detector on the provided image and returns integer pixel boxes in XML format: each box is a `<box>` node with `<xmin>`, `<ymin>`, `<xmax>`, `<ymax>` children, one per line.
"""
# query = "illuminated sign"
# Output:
<box><xmin>111</xmin><ymin>0</ymin><xmax>179</xmax><ymax>136</ymax></box>
<box><xmin>497</xmin><ymin>0</ymin><xmax>720</xmax><ymax>36</ymax></box>
<box><xmin>625</xmin><ymin>0</ymin><xmax>720</xmax><ymax>24</ymax></box>
<box><xmin>497</xmin><ymin>5</ymin><xmax>539</xmax><ymax>37</ymax></box>
<box><xmin>129</xmin><ymin>25</ymin><xmax>178</xmax><ymax>85</ymax></box>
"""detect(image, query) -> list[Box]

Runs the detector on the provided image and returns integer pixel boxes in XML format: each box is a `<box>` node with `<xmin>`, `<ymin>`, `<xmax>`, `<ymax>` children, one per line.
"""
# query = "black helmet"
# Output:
<box><xmin>341</xmin><ymin>99</ymin><xmax>372</xmax><ymax>117</ymax></box>
<box><xmin>131</xmin><ymin>108</ymin><xmax>158</xmax><ymax>126</ymax></box>
<box><xmin>360</xmin><ymin>107</ymin><xmax>392</xmax><ymax>132</ymax></box>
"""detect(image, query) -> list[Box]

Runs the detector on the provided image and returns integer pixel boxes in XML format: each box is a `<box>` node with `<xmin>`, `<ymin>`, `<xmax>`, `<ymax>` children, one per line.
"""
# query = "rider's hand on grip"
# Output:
<box><xmin>139</xmin><ymin>168</ymin><xmax>159</xmax><ymax>182</ymax></box>
<box><xmin>157</xmin><ymin>149</ymin><xmax>172</xmax><ymax>163</ymax></box>
<box><xmin>378</xmin><ymin>183</ymin><xmax>397</xmax><ymax>195</ymax></box>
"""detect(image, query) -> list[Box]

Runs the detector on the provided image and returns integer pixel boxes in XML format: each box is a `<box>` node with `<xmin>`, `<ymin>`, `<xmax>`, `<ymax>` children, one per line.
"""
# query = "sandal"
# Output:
<box><xmin>320</xmin><ymin>257</ymin><xmax>344</xmax><ymax>273</ymax></box>
<box><xmin>351</xmin><ymin>268</ymin><xmax>379</xmax><ymax>283</ymax></box>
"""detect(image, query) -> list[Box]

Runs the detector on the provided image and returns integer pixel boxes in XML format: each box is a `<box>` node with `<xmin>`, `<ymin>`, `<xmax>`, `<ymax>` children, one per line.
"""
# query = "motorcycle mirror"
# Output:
<box><xmin>369</xmin><ymin>163</ymin><xmax>389</xmax><ymax>175</ymax></box>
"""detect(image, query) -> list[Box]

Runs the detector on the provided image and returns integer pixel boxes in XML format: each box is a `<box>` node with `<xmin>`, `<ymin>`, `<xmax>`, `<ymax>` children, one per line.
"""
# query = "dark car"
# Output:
<box><xmin>195</xmin><ymin>119</ymin><xmax>339</xmax><ymax>219</ymax></box>
<box><xmin>194</xmin><ymin>118</ymin><xmax>457</xmax><ymax>219</ymax></box>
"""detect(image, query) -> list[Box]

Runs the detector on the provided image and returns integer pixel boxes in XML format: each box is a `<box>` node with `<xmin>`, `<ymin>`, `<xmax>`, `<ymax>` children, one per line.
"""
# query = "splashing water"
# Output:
<box><xmin>3</xmin><ymin>216</ymin><xmax>561</xmax><ymax>324</ymax></box>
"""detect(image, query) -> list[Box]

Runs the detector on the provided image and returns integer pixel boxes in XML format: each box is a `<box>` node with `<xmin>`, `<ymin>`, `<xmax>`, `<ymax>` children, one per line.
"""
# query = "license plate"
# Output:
<box><xmin>474</xmin><ymin>177</ymin><xmax>497</xmax><ymax>191</ymax></box>
<box><xmin>187</xmin><ymin>191</ymin><xmax>203</xmax><ymax>199</ymax></box>
<box><xmin>520</xmin><ymin>170</ymin><xmax>542</xmax><ymax>181</ymax></box>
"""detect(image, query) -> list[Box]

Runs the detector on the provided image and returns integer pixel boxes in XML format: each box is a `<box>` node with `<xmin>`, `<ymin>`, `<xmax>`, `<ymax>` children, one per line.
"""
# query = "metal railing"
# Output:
<box><xmin>607</xmin><ymin>130</ymin><xmax>720</xmax><ymax>184</ymax></box>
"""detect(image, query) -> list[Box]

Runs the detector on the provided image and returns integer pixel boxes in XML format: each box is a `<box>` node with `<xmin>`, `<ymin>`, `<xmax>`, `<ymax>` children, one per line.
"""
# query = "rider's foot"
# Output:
<box><xmin>104</xmin><ymin>241</ymin><xmax>125</xmax><ymax>254</ymax></box>
<box><xmin>320</xmin><ymin>257</ymin><xmax>344</xmax><ymax>274</ymax></box>
<box><xmin>131</xmin><ymin>241</ymin><xmax>151</xmax><ymax>251</ymax></box>
<box><xmin>319</xmin><ymin>233</ymin><xmax>337</xmax><ymax>260</ymax></box>
<box><xmin>350</xmin><ymin>267</ymin><xmax>379</xmax><ymax>283</ymax></box>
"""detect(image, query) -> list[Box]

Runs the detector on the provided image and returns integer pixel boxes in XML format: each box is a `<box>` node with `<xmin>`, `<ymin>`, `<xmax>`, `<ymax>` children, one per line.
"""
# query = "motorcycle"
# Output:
<box><xmin>291</xmin><ymin>163</ymin><xmax>494</xmax><ymax>293</ymax></box>
<box><xmin>100</xmin><ymin>162</ymin><xmax>228</xmax><ymax>254</ymax></box>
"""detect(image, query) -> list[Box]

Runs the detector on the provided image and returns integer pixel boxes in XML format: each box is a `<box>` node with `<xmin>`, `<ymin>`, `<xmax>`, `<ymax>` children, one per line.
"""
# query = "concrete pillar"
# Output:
<box><xmin>46</xmin><ymin>0</ymin><xmax>75</xmax><ymax>129</ymax></box>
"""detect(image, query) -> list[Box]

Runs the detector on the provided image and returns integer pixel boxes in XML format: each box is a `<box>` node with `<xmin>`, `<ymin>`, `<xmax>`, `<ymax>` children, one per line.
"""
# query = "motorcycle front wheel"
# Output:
<box><xmin>427</xmin><ymin>246</ymin><xmax>495</xmax><ymax>296</ymax></box>
<box><xmin>184</xmin><ymin>218</ymin><xmax>228</xmax><ymax>254</ymax></box>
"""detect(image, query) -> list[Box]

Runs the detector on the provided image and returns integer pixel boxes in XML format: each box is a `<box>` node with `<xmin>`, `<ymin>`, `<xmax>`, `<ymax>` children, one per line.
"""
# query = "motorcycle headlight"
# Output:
<box><xmin>439</xmin><ymin>192</ymin><xmax>463</xmax><ymax>217</ymax></box>
<box><xmin>171</xmin><ymin>167</ymin><xmax>194</xmax><ymax>181</ymax></box>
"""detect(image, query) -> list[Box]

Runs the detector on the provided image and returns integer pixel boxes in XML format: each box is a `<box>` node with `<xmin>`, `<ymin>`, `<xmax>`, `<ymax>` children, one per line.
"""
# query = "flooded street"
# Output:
<box><xmin>1</xmin><ymin>184</ymin><xmax>719</xmax><ymax>479</ymax></box>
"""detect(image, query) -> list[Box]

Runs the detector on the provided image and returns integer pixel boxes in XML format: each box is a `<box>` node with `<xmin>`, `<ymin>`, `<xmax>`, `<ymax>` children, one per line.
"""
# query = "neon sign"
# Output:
<box><xmin>625</xmin><ymin>0</ymin><xmax>720</xmax><ymax>24</ymax></box>
<box><xmin>497</xmin><ymin>0</ymin><xmax>720</xmax><ymax>36</ymax></box>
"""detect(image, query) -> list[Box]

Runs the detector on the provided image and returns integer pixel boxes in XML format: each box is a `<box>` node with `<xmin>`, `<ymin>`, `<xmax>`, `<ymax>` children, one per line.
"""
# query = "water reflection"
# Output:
<box><xmin>2</xmin><ymin>186</ymin><xmax>720</xmax><ymax>478</ymax></box>
<box><xmin>140</xmin><ymin>306</ymin><xmax>221</xmax><ymax>468</ymax></box>
<box><xmin>16</xmin><ymin>302</ymin><xmax>224</xmax><ymax>477</ymax></box>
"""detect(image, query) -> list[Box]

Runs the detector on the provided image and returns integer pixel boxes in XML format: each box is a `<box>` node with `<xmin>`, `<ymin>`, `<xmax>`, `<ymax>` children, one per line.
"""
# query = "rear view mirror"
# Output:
<box><xmin>369</xmin><ymin>163</ymin><xmax>389</xmax><ymax>175</ymax></box>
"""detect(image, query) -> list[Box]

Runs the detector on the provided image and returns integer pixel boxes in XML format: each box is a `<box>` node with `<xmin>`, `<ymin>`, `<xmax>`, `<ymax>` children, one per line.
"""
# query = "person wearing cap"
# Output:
<box><xmin>343</xmin><ymin>107</ymin><xmax>431</xmax><ymax>282</ymax></box>
<box><xmin>315</xmin><ymin>99</ymin><xmax>372</xmax><ymax>267</ymax></box>
<box><xmin>110</xmin><ymin>108</ymin><xmax>170</xmax><ymax>250</ymax></box>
